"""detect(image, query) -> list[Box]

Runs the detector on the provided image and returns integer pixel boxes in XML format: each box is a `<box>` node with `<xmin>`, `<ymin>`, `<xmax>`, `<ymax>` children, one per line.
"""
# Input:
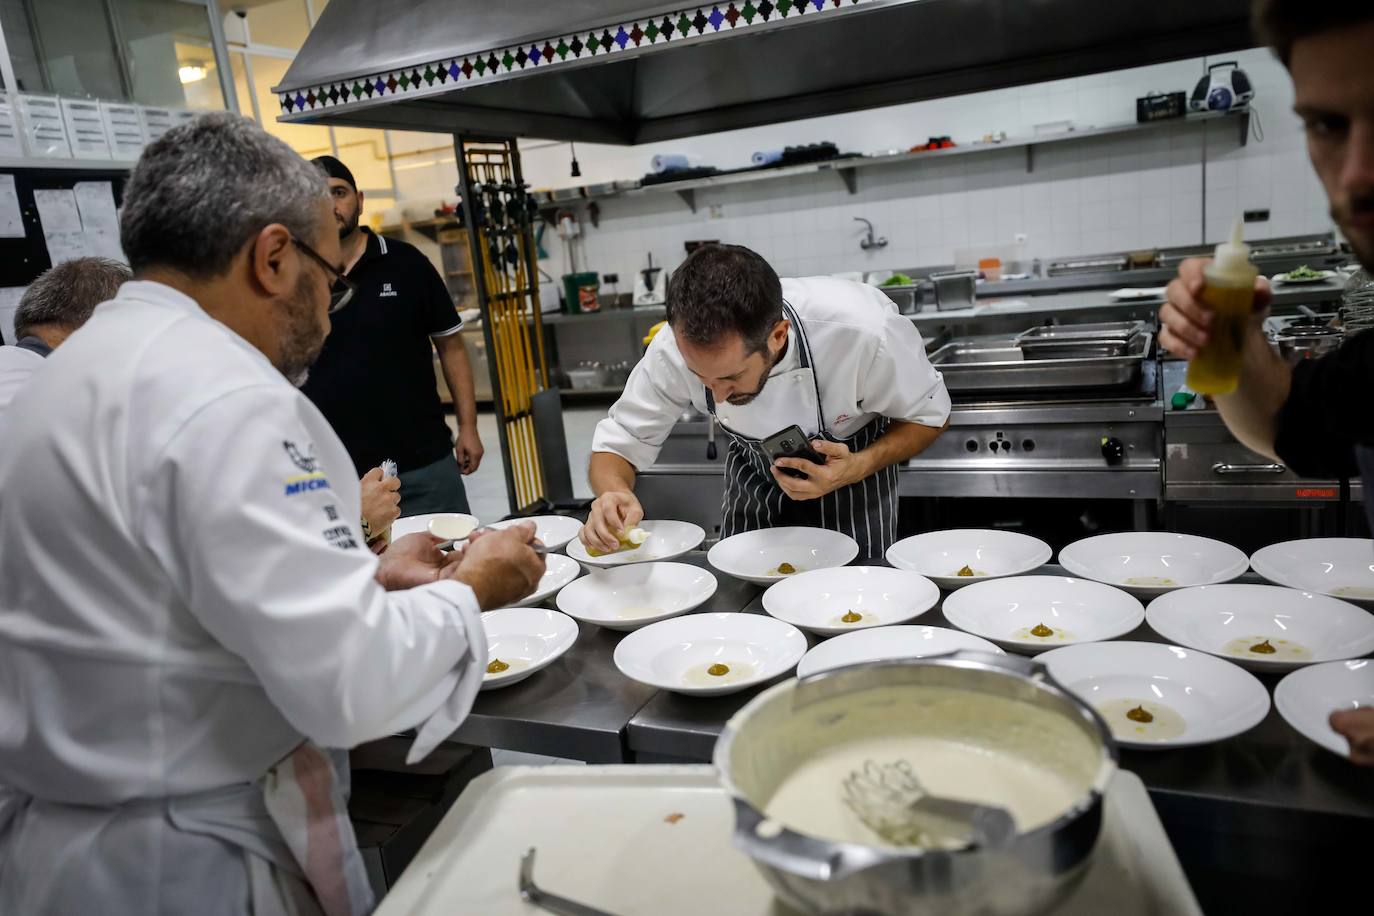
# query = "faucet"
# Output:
<box><xmin>855</xmin><ymin>217</ymin><xmax>888</xmax><ymax>251</ymax></box>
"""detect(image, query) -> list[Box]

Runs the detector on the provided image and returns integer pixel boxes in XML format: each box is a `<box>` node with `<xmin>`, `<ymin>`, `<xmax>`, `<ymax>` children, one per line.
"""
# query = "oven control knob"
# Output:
<box><xmin>1100</xmin><ymin>436</ymin><xmax>1125</xmax><ymax>466</ymax></box>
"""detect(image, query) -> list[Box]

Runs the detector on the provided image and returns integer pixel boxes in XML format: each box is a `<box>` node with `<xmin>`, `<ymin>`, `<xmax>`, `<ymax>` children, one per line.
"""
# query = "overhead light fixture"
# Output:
<box><xmin>178</xmin><ymin>63</ymin><xmax>208</xmax><ymax>84</ymax></box>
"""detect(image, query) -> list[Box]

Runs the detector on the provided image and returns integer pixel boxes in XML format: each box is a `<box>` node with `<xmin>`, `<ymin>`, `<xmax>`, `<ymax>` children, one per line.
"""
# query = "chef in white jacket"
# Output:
<box><xmin>583</xmin><ymin>244</ymin><xmax>950</xmax><ymax>559</ymax></box>
<box><xmin>0</xmin><ymin>257</ymin><xmax>129</xmax><ymax>436</ymax></box>
<box><xmin>0</xmin><ymin>113</ymin><xmax>544</xmax><ymax>915</ymax></box>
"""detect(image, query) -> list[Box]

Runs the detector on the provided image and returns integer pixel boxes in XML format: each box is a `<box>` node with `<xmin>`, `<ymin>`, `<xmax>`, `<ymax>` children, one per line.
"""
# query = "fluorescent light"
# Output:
<box><xmin>178</xmin><ymin>64</ymin><xmax>208</xmax><ymax>84</ymax></box>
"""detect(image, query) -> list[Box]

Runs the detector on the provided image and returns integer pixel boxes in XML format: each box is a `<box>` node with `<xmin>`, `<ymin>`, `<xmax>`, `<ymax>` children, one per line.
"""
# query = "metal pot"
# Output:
<box><xmin>930</xmin><ymin>271</ymin><xmax>978</xmax><ymax>311</ymax></box>
<box><xmin>713</xmin><ymin>653</ymin><xmax>1117</xmax><ymax>916</ymax></box>
<box><xmin>1270</xmin><ymin>323</ymin><xmax>1343</xmax><ymax>366</ymax></box>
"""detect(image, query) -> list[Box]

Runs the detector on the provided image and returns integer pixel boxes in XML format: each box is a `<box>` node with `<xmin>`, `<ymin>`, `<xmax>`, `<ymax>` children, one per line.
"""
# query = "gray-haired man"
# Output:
<box><xmin>0</xmin><ymin>257</ymin><xmax>129</xmax><ymax>429</ymax></box>
<box><xmin>0</xmin><ymin>113</ymin><xmax>544</xmax><ymax>914</ymax></box>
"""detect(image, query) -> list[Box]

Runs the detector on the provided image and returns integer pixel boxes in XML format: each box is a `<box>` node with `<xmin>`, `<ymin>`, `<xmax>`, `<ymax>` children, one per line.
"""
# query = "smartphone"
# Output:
<box><xmin>760</xmin><ymin>425</ymin><xmax>825</xmax><ymax>479</ymax></box>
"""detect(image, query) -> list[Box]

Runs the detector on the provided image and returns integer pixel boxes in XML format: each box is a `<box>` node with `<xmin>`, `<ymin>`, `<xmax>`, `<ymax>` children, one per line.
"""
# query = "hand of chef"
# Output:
<box><xmin>771</xmin><ymin>439</ymin><xmax>864</xmax><ymax>500</ymax></box>
<box><xmin>374</xmin><ymin>533</ymin><xmax>450</xmax><ymax>590</ymax></box>
<box><xmin>447</xmin><ymin>522</ymin><xmax>545</xmax><ymax>609</ymax></box>
<box><xmin>581</xmin><ymin>490</ymin><xmax>644</xmax><ymax>553</ymax></box>
<box><xmin>1330</xmin><ymin>708</ymin><xmax>1374</xmax><ymax>766</ymax></box>
<box><xmin>360</xmin><ymin>467</ymin><xmax>401</xmax><ymax>536</ymax></box>
<box><xmin>456</xmin><ymin>428</ymin><xmax>484</xmax><ymax>475</ymax></box>
<box><xmin>1158</xmin><ymin>257</ymin><xmax>1272</xmax><ymax>360</ymax></box>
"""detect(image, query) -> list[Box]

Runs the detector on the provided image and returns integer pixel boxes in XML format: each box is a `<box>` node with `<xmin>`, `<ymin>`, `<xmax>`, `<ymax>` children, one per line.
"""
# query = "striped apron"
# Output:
<box><xmin>705</xmin><ymin>304</ymin><xmax>899</xmax><ymax>559</ymax></box>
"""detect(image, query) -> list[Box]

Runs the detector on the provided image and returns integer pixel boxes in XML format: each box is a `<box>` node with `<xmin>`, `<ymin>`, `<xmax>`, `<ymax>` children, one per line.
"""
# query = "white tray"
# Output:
<box><xmin>376</xmin><ymin>765</ymin><xmax>1199</xmax><ymax>916</ymax></box>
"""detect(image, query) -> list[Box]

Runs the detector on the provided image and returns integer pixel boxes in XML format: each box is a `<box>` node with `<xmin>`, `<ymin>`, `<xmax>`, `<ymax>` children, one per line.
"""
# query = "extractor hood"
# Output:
<box><xmin>275</xmin><ymin>0</ymin><xmax>1255</xmax><ymax>143</ymax></box>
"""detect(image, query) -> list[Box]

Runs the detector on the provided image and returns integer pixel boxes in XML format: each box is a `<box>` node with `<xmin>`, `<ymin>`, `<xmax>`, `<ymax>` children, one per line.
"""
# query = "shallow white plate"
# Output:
<box><xmin>1275</xmin><ymin>660</ymin><xmax>1374</xmax><ymax>758</ymax></box>
<box><xmin>566</xmin><ymin>520</ymin><xmax>706</xmax><ymax>569</ymax></box>
<box><xmin>484</xmin><ymin>515</ymin><xmax>583</xmax><ymax>552</ymax></box>
<box><xmin>1250</xmin><ymin>538</ymin><xmax>1374</xmax><ymax>606</ymax></box>
<box><xmin>391</xmin><ymin>512</ymin><xmax>479</xmax><ymax>541</ymax></box>
<box><xmin>762</xmin><ymin>566</ymin><xmax>939</xmax><ymax>635</ymax></box>
<box><xmin>796</xmin><ymin>625</ymin><xmax>1004</xmax><ymax>678</ymax></box>
<box><xmin>885</xmin><ymin>529</ymin><xmax>1052</xmax><ymax>589</ymax></box>
<box><xmin>512</xmin><ymin>554</ymin><xmax>582</xmax><ymax>608</ymax></box>
<box><xmin>942</xmin><ymin>576</ymin><xmax>1145</xmax><ymax>654</ymax></box>
<box><xmin>1059</xmin><ymin>532</ymin><xmax>1248</xmax><ymax>597</ymax></box>
<box><xmin>1272</xmin><ymin>269</ymin><xmax>1336</xmax><ymax>284</ymax></box>
<box><xmin>1145</xmin><ymin>584</ymin><xmax>1374</xmax><ymax>672</ymax></box>
<box><xmin>1039</xmin><ymin>641</ymin><xmax>1270</xmax><ymax>749</ymax></box>
<box><xmin>706</xmin><ymin>526</ymin><xmax>859</xmax><ymax>585</ymax></box>
<box><xmin>556</xmin><ymin>562</ymin><xmax>718</xmax><ymax>631</ymax></box>
<box><xmin>479</xmin><ymin>607</ymin><xmax>579</xmax><ymax>691</ymax></box>
<box><xmin>613</xmin><ymin>613</ymin><xmax>807</xmax><ymax>696</ymax></box>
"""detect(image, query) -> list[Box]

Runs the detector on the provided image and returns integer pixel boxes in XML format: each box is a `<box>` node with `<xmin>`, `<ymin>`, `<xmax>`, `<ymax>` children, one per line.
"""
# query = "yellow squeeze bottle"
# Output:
<box><xmin>1186</xmin><ymin>219</ymin><xmax>1258</xmax><ymax>395</ymax></box>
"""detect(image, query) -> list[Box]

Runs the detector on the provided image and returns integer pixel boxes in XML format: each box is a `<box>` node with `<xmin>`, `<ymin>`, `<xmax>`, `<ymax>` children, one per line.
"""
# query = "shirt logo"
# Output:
<box><xmin>283</xmin><ymin>440</ymin><xmax>319</xmax><ymax>472</ymax></box>
<box><xmin>285</xmin><ymin>474</ymin><xmax>331</xmax><ymax>496</ymax></box>
<box><xmin>379</xmin><ymin>282</ymin><xmax>398</xmax><ymax>298</ymax></box>
<box><xmin>833</xmin><ymin>413</ymin><xmax>852</xmax><ymax>426</ymax></box>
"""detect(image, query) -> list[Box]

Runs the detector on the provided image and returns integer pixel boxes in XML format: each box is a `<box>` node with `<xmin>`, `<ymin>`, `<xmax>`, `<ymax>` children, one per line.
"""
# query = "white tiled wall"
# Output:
<box><xmin>505</xmin><ymin>47</ymin><xmax>1331</xmax><ymax>287</ymax></box>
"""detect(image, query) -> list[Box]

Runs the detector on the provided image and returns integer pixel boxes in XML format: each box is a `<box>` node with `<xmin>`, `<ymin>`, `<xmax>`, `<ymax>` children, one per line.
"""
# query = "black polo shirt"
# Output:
<box><xmin>302</xmin><ymin>228</ymin><xmax>463</xmax><ymax>476</ymax></box>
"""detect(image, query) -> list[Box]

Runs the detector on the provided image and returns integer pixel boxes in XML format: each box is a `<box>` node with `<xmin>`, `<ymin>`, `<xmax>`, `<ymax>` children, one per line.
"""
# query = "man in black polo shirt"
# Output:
<box><xmin>302</xmin><ymin>156</ymin><xmax>484</xmax><ymax>517</ymax></box>
<box><xmin>1159</xmin><ymin>0</ymin><xmax>1374</xmax><ymax>765</ymax></box>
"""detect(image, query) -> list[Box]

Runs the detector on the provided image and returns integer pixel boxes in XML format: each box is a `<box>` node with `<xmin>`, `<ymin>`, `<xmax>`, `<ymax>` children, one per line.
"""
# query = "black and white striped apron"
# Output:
<box><xmin>705</xmin><ymin>304</ymin><xmax>899</xmax><ymax>559</ymax></box>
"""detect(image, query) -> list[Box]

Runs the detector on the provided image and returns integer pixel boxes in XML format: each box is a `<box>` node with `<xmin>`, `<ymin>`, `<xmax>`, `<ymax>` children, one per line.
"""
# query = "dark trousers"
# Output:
<box><xmin>397</xmin><ymin>453</ymin><xmax>471</xmax><ymax>516</ymax></box>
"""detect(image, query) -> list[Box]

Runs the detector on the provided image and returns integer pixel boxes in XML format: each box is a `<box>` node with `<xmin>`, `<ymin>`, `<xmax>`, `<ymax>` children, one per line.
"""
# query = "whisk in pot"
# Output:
<box><xmin>841</xmin><ymin>759</ymin><xmax>1017</xmax><ymax>849</ymax></box>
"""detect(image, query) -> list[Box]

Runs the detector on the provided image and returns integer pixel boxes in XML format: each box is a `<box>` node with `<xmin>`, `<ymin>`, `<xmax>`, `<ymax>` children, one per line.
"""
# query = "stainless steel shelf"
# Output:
<box><xmin>540</xmin><ymin>111</ymin><xmax>1250</xmax><ymax>213</ymax></box>
<box><xmin>0</xmin><ymin>157</ymin><xmax>137</xmax><ymax>171</ymax></box>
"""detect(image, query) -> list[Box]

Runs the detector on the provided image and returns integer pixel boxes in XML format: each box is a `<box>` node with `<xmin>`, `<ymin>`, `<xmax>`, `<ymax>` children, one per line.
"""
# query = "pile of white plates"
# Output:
<box><xmin>1059</xmin><ymin>532</ymin><xmax>1249</xmax><ymax>597</ymax></box>
<box><xmin>513</xmin><ymin>553</ymin><xmax>582</xmax><ymax>608</ymax></box>
<box><xmin>566</xmin><ymin>520</ymin><xmax>706</xmax><ymax>568</ymax></box>
<box><xmin>556</xmin><ymin>562</ymin><xmax>718</xmax><ymax>631</ymax></box>
<box><xmin>761</xmin><ymin>566</ymin><xmax>938</xmax><ymax>635</ymax></box>
<box><xmin>707</xmin><ymin>526</ymin><xmax>858</xmax><ymax>584</ymax></box>
<box><xmin>885</xmin><ymin>529</ymin><xmax>1051</xmax><ymax>589</ymax></box>
<box><xmin>941</xmin><ymin>576</ymin><xmax>1144</xmax><ymax>654</ymax></box>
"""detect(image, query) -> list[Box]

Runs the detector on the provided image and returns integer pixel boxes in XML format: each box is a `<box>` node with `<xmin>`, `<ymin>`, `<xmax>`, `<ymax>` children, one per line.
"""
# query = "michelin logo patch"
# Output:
<box><xmin>285</xmin><ymin>473</ymin><xmax>331</xmax><ymax>496</ymax></box>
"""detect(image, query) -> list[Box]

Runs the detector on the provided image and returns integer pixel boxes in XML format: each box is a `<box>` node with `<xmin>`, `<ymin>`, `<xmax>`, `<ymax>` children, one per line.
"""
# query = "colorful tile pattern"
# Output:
<box><xmin>278</xmin><ymin>0</ymin><xmax>872</xmax><ymax>119</ymax></box>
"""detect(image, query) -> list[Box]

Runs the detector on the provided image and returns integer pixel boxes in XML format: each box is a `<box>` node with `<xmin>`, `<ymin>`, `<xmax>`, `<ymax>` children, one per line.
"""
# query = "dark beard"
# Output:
<box><xmin>337</xmin><ymin>208</ymin><xmax>360</xmax><ymax>240</ymax></box>
<box><xmin>726</xmin><ymin>340</ymin><xmax>787</xmax><ymax>406</ymax></box>
<box><xmin>277</xmin><ymin>271</ymin><xmax>327</xmax><ymax>387</ymax></box>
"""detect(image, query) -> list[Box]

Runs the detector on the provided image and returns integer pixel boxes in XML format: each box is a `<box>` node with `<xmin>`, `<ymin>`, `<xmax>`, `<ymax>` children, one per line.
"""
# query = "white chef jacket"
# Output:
<box><xmin>0</xmin><ymin>343</ymin><xmax>44</xmax><ymax>440</ymax></box>
<box><xmin>0</xmin><ymin>281</ymin><xmax>487</xmax><ymax>913</ymax></box>
<box><xmin>593</xmin><ymin>276</ymin><xmax>951</xmax><ymax>469</ymax></box>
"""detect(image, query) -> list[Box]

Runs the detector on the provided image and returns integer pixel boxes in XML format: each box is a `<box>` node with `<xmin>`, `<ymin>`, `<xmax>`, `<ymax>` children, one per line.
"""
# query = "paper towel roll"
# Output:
<box><xmin>650</xmin><ymin>153</ymin><xmax>702</xmax><ymax>173</ymax></box>
<box><xmin>751</xmin><ymin>149</ymin><xmax>783</xmax><ymax>166</ymax></box>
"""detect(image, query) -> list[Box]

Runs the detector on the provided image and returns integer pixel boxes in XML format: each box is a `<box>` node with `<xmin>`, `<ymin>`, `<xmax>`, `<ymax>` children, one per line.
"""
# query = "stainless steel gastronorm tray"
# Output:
<box><xmin>930</xmin><ymin>332</ymin><xmax>1153</xmax><ymax>391</ymax></box>
<box><xmin>1015</xmin><ymin>320</ymin><xmax>1148</xmax><ymax>347</ymax></box>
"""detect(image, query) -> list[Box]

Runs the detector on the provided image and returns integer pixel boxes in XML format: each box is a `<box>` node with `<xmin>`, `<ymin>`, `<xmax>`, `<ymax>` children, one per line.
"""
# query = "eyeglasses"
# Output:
<box><xmin>291</xmin><ymin>236</ymin><xmax>357</xmax><ymax>313</ymax></box>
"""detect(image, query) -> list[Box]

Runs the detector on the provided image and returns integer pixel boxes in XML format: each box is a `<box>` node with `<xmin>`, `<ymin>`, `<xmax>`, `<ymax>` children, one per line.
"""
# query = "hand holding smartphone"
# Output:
<box><xmin>760</xmin><ymin>424</ymin><xmax>825</xmax><ymax>479</ymax></box>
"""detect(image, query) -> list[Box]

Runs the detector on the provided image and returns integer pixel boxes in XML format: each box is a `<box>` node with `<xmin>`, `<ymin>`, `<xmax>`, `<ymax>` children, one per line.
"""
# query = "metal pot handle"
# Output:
<box><xmin>730</xmin><ymin>798</ymin><xmax>894</xmax><ymax>883</ymax></box>
<box><xmin>1212</xmin><ymin>462</ymin><xmax>1287</xmax><ymax>475</ymax></box>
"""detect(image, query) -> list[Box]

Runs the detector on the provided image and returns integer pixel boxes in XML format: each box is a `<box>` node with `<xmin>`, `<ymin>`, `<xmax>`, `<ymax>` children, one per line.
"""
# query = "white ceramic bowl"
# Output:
<box><xmin>566</xmin><ymin>520</ymin><xmax>706</xmax><ymax>569</ymax></box>
<box><xmin>512</xmin><ymin>553</ymin><xmax>582</xmax><ymax>608</ymax></box>
<box><xmin>1275</xmin><ymin>660</ymin><xmax>1374</xmax><ymax>758</ymax></box>
<box><xmin>1145</xmin><ymin>584</ymin><xmax>1374</xmax><ymax>673</ymax></box>
<box><xmin>795</xmin><ymin>625</ymin><xmax>1004</xmax><ymax>679</ymax></box>
<box><xmin>1039</xmin><ymin>641</ymin><xmax>1271</xmax><ymax>749</ymax></box>
<box><xmin>390</xmin><ymin>512</ymin><xmax>479</xmax><ymax>541</ymax></box>
<box><xmin>484</xmin><ymin>515</ymin><xmax>584</xmax><ymax>552</ymax></box>
<box><xmin>478</xmin><ymin>607</ymin><xmax>579</xmax><ymax>691</ymax></box>
<box><xmin>707</xmin><ymin>527</ymin><xmax>859</xmax><ymax>585</ymax></box>
<box><xmin>761</xmin><ymin>566</ymin><xmax>939</xmax><ymax>635</ymax></box>
<box><xmin>885</xmin><ymin>529</ymin><xmax>1052</xmax><ymax>589</ymax></box>
<box><xmin>613</xmin><ymin>612</ymin><xmax>807</xmax><ymax>696</ymax></box>
<box><xmin>555</xmin><ymin>562</ymin><xmax>718</xmax><ymax>631</ymax></box>
<box><xmin>1250</xmin><ymin>538</ymin><xmax>1374</xmax><ymax>606</ymax></box>
<box><xmin>1058</xmin><ymin>532</ymin><xmax>1248</xmax><ymax>597</ymax></box>
<box><xmin>941</xmin><ymin>576</ymin><xmax>1145</xmax><ymax>654</ymax></box>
